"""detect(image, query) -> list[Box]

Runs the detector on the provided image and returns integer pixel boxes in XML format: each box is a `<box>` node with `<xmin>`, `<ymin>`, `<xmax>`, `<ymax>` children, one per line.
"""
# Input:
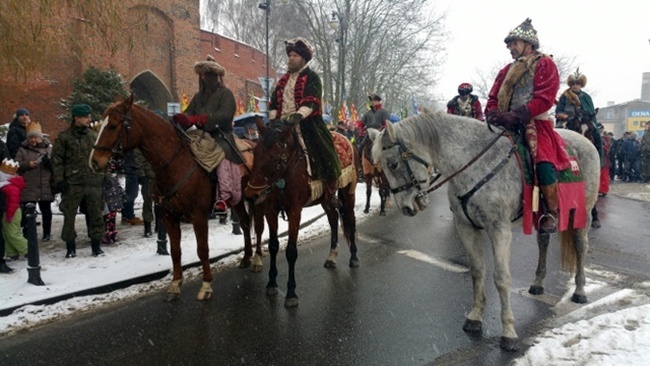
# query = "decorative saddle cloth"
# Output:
<box><xmin>186</xmin><ymin>129</ymin><xmax>255</xmax><ymax>174</ymax></box>
<box><xmin>516</xmin><ymin>142</ymin><xmax>587</xmax><ymax>235</ymax></box>
<box><xmin>306</xmin><ymin>132</ymin><xmax>357</xmax><ymax>205</ymax></box>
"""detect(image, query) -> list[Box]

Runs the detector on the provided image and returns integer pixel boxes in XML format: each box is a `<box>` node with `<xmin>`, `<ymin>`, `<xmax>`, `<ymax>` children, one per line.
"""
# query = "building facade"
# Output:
<box><xmin>1</xmin><ymin>1</ymin><xmax>273</xmax><ymax>139</ymax></box>
<box><xmin>596</xmin><ymin>99</ymin><xmax>650</xmax><ymax>138</ymax></box>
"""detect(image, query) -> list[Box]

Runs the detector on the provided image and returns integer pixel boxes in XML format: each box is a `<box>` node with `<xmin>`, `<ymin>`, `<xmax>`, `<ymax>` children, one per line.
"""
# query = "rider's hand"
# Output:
<box><xmin>172</xmin><ymin>113</ymin><xmax>191</xmax><ymax>128</ymax></box>
<box><xmin>287</xmin><ymin>113</ymin><xmax>302</xmax><ymax>126</ymax></box>
<box><xmin>485</xmin><ymin>109</ymin><xmax>501</xmax><ymax>125</ymax></box>
<box><xmin>556</xmin><ymin>113</ymin><xmax>569</xmax><ymax>120</ymax></box>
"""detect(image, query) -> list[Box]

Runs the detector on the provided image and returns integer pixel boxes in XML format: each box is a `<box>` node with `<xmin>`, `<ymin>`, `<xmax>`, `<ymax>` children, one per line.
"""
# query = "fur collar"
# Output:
<box><xmin>561</xmin><ymin>88</ymin><xmax>581</xmax><ymax>107</ymax></box>
<box><xmin>497</xmin><ymin>53</ymin><xmax>545</xmax><ymax>112</ymax></box>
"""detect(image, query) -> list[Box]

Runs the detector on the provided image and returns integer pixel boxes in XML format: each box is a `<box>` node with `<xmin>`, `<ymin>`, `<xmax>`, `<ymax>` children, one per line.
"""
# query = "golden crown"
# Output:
<box><xmin>0</xmin><ymin>159</ymin><xmax>19</xmax><ymax>175</ymax></box>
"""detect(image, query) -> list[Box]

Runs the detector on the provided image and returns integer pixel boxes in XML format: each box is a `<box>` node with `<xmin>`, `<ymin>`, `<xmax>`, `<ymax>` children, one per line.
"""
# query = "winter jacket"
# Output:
<box><xmin>0</xmin><ymin>175</ymin><xmax>26</xmax><ymax>222</ymax></box>
<box><xmin>6</xmin><ymin>120</ymin><xmax>27</xmax><ymax>158</ymax></box>
<box><xmin>51</xmin><ymin>125</ymin><xmax>103</xmax><ymax>187</ymax></box>
<box><xmin>15</xmin><ymin>139</ymin><xmax>54</xmax><ymax>202</ymax></box>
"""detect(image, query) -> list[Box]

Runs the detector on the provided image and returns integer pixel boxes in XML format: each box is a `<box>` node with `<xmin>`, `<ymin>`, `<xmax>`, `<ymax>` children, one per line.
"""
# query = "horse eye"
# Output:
<box><xmin>388</xmin><ymin>161</ymin><xmax>398</xmax><ymax>170</ymax></box>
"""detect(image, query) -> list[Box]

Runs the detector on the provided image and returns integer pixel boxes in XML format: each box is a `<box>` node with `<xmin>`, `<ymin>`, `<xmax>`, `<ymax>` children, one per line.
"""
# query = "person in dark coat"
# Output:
<box><xmin>7</xmin><ymin>108</ymin><xmax>30</xmax><ymax>158</ymax></box>
<box><xmin>15</xmin><ymin>121</ymin><xmax>54</xmax><ymax>242</ymax></box>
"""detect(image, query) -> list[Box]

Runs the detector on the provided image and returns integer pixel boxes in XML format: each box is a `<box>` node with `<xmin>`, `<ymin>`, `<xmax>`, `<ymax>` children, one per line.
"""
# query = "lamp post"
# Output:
<box><xmin>257</xmin><ymin>0</ymin><xmax>288</xmax><ymax>119</ymax></box>
<box><xmin>329</xmin><ymin>11</ymin><xmax>345</xmax><ymax>117</ymax></box>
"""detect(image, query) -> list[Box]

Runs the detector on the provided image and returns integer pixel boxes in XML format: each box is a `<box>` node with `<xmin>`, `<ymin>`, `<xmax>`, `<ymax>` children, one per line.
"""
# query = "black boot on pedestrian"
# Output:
<box><xmin>91</xmin><ymin>239</ymin><xmax>104</xmax><ymax>257</ymax></box>
<box><xmin>0</xmin><ymin>261</ymin><xmax>14</xmax><ymax>274</ymax></box>
<box><xmin>144</xmin><ymin>221</ymin><xmax>152</xmax><ymax>238</ymax></box>
<box><xmin>65</xmin><ymin>241</ymin><xmax>77</xmax><ymax>258</ymax></box>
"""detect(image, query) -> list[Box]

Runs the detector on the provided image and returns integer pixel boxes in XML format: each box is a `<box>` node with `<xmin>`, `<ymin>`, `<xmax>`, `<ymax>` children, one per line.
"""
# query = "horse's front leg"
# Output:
<box><xmin>340</xmin><ymin>189</ymin><xmax>359</xmax><ymax>268</ymax></box>
<box><xmin>265</xmin><ymin>211</ymin><xmax>280</xmax><ymax>296</ymax></box>
<box><xmin>379</xmin><ymin>187</ymin><xmax>388</xmax><ymax>216</ymax></box>
<box><xmin>323</xmin><ymin>204</ymin><xmax>339</xmax><ymax>269</ymax></box>
<box><xmin>164</xmin><ymin>218</ymin><xmax>183</xmax><ymax>302</ymax></box>
<box><xmin>485</xmin><ymin>225</ymin><xmax>518</xmax><ymax>351</ymax></box>
<box><xmin>284</xmin><ymin>209</ymin><xmax>302</xmax><ymax>307</ymax></box>
<box><xmin>571</xmin><ymin>228</ymin><xmax>589</xmax><ymax>303</ymax></box>
<box><xmin>455</xmin><ymin>222</ymin><xmax>487</xmax><ymax>335</ymax></box>
<box><xmin>529</xmin><ymin>233</ymin><xmax>550</xmax><ymax>295</ymax></box>
<box><xmin>363</xmin><ymin>178</ymin><xmax>372</xmax><ymax>213</ymax></box>
<box><xmin>591</xmin><ymin>206</ymin><xmax>601</xmax><ymax>228</ymax></box>
<box><xmin>251</xmin><ymin>206</ymin><xmax>266</xmax><ymax>273</ymax></box>
<box><xmin>193</xmin><ymin>215</ymin><xmax>213</xmax><ymax>301</ymax></box>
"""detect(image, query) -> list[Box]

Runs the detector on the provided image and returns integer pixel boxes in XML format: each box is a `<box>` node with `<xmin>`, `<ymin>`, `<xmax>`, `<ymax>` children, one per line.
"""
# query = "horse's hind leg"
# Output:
<box><xmin>323</xmin><ymin>205</ymin><xmax>339</xmax><ymax>269</ymax></box>
<box><xmin>529</xmin><ymin>233</ymin><xmax>550</xmax><ymax>295</ymax></box>
<box><xmin>363</xmin><ymin>178</ymin><xmax>372</xmax><ymax>213</ymax></box>
<box><xmin>571</xmin><ymin>228</ymin><xmax>589</xmax><ymax>303</ymax></box>
<box><xmin>455</xmin><ymin>222</ymin><xmax>487</xmax><ymax>335</ymax></box>
<box><xmin>339</xmin><ymin>189</ymin><xmax>359</xmax><ymax>268</ymax></box>
<box><xmin>591</xmin><ymin>206</ymin><xmax>601</xmax><ymax>228</ymax></box>
<box><xmin>251</xmin><ymin>207</ymin><xmax>265</xmax><ymax>273</ymax></box>
<box><xmin>193</xmin><ymin>217</ymin><xmax>213</xmax><ymax>301</ymax></box>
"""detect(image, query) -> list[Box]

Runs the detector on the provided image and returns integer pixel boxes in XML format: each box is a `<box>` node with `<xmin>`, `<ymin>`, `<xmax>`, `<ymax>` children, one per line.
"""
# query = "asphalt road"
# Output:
<box><xmin>0</xmin><ymin>189</ymin><xmax>648</xmax><ymax>366</ymax></box>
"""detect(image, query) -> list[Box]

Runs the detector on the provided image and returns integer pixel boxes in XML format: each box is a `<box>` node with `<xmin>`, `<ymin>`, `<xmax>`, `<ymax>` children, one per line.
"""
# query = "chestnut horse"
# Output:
<box><xmin>244</xmin><ymin>119</ymin><xmax>359</xmax><ymax>307</ymax></box>
<box><xmin>361</xmin><ymin>139</ymin><xmax>390</xmax><ymax>215</ymax></box>
<box><xmin>89</xmin><ymin>94</ymin><xmax>265</xmax><ymax>302</ymax></box>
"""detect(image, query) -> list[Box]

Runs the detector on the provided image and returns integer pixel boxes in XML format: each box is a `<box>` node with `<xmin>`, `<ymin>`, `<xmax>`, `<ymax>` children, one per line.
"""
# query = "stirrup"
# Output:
<box><xmin>211</xmin><ymin>200</ymin><xmax>229</xmax><ymax>217</ymax></box>
<box><xmin>538</xmin><ymin>213</ymin><xmax>557</xmax><ymax>235</ymax></box>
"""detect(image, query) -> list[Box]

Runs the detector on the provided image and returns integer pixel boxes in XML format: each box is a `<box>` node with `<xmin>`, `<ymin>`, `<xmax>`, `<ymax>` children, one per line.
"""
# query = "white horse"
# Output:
<box><xmin>368</xmin><ymin>111</ymin><xmax>599</xmax><ymax>351</ymax></box>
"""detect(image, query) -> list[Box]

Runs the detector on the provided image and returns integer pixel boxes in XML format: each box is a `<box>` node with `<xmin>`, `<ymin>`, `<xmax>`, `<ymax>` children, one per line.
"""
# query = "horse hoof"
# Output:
<box><xmin>251</xmin><ymin>264</ymin><xmax>263</xmax><ymax>273</ymax></box>
<box><xmin>266</xmin><ymin>287</ymin><xmax>279</xmax><ymax>296</ymax></box>
<box><xmin>349</xmin><ymin>259</ymin><xmax>360</xmax><ymax>268</ymax></box>
<box><xmin>284</xmin><ymin>297</ymin><xmax>299</xmax><ymax>308</ymax></box>
<box><xmin>239</xmin><ymin>259</ymin><xmax>251</xmax><ymax>269</ymax></box>
<box><xmin>165</xmin><ymin>293</ymin><xmax>180</xmax><ymax>302</ymax></box>
<box><xmin>571</xmin><ymin>293</ymin><xmax>587</xmax><ymax>304</ymax></box>
<box><xmin>462</xmin><ymin>319</ymin><xmax>482</xmax><ymax>334</ymax></box>
<box><xmin>363</xmin><ymin>208</ymin><xmax>369</xmax><ymax>214</ymax></box>
<box><xmin>591</xmin><ymin>220</ymin><xmax>601</xmax><ymax>229</ymax></box>
<box><xmin>324</xmin><ymin>260</ymin><xmax>337</xmax><ymax>269</ymax></box>
<box><xmin>528</xmin><ymin>285</ymin><xmax>544</xmax><ymax>295</ymax></box>
<box><xmin>196</xmin><ymin>291</ymin><xmax>213</xmax><ymax>301</ymax></box>
<box><xmin>379</xmin><ymin>211</ymin><xmax>386</xmax><ymax>216</ymax></box>
<box><xmin>500</xmin><ymin>337</ymin><xmax>519</xmax><ymax>352</ymax></box>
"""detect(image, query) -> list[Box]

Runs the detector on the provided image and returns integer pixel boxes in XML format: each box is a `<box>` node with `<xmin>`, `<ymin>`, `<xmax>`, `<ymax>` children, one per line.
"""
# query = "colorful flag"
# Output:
<box><xmin>248</xmin><ymin>93</ymin><xmax>257</xmax><ymax>113</ymax></box>
<box><xmin>236</xmin><ymin>98</ymin><xmax>246</xmax><ymax>116</ymax></box>
<box><xmin>338</xmin><ymin>102</ymin><xmax>349</xmax><ymax>123</ymax></box>
<box><xmin>181</xmin><ymin>92</ymin><xmax>189</xmax><ymax>112</ymax></box>
<box><xmin>350</xmin><ymin>103</ymin><xmax>358</xmax><ymax>122</ymax></box>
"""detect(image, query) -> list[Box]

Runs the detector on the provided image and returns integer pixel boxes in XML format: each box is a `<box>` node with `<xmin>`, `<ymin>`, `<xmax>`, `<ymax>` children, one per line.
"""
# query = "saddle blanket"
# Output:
<box><xmin>306</xmin><ymin>132</ymin><xmax>357</xmax><ymax>205</ymax></box>
<box><xmin>517</xmin><ymin>142</ymin><xmax>587</xmax><ymax>235</ymax></box>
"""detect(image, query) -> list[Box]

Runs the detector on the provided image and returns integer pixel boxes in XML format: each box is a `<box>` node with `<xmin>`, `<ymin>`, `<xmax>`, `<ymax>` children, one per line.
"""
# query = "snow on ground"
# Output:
<box><xmin>1</xmin><ymin>184</ymin><xmax>649</xmax><ymax>365</ymax></box>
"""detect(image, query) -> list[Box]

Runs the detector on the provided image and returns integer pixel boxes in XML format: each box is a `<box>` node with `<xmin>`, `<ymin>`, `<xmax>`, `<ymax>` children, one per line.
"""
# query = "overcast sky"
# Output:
<box><xmin>434</xmin><ymin>0</ymin><xmax>650</xmax><ymax>107</ymax></box>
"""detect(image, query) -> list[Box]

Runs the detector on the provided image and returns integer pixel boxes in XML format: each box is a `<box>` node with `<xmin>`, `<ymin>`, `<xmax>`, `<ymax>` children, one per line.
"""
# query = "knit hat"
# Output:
<box><xmin>26</xmin><ymin>121</ymin><xmax>43</xmax><ymax>138</ymax></box>
<box><xmin>194</xmin><ymin>55</ymin><xmax>226</xmax><ymax>76</ymax></box>
<box><xmin>504</xmin><ymin>18</ymin><xmax>539</xmax><ymax>49</ymax></box>
<box><xmin>368</xmin><ymin>93</ymin><xmax>382</xmax><ymax>102</ymax></box>
<box><xmin>15</xmin><ymin>108</ymin><xmax>29</xmax><ymax>117</ymax></box>
<box><xmin>0</xmin><ymin>159</ymin><xmax>19</xmax><ymax>176</ymax></box>
<box><xmin>71</xmin><ymin>104</ymin><xmax>93</xmax><ymax>117</ymax></box>
<box><xmin>285</xmin><ymin>38</ymin><xmax>313</xmax><ymax>62</ymax></box>
<box><xmin>567</xmin><ymin>68</ymin><xmax>587</xmax><ymax>87</ymax></box>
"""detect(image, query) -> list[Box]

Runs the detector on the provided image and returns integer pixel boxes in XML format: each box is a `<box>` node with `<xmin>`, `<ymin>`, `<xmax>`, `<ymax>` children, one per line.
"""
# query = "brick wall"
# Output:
<box><xmin>0</xmin><ymin>1</ymin><xmax>274</xmax><ymax>140</ymax></box>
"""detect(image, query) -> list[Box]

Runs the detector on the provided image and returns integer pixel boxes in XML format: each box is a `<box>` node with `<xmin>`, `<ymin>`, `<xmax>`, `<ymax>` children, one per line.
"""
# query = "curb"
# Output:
<box><xmin>0</xmin><ymin>212</ymin><xmax>327</xmax><ymax>317</ymax></box>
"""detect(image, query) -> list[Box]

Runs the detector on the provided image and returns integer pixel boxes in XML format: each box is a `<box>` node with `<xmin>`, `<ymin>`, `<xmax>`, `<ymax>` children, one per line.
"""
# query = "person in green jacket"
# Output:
<box><xmin>51</xmin><ymin>104</ymin><xmax>105</xmax><ymax>258</ymax></box>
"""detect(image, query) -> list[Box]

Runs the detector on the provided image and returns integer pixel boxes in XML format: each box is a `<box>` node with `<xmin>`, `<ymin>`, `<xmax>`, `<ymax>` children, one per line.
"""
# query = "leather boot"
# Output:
<box><xmin>0</xmin><ymin>261</ymin><xmax>14</xmax><ymax>274</ymax></box>
<box><xmin>144</xmin><ymin>221</ymin><xmax>152</xmax><ymax>238</ymax></box>
<box><xmin>91</xmin><ymin>238</ymin><xmax>104</xmax><ymax>257</ymax></box>
<box><xmin>324</xmin><ymin>179</ymin><xmax>340</xmax><ymax>209</ymax></box>
<box><xmin>539</xmin><ymin>183</ymin><xmax>559</xmax><ymax>235</ymax></box>
<box><xmin>65</xmin><ymin>241</ymin><xmax>76</xmax><ymax>258</ymax></box>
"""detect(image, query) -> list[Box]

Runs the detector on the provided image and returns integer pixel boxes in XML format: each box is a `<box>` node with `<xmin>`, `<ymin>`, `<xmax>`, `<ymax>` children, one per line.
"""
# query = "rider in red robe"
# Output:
<box><xmin>485</xmin><ymin>18</ymin><xmax>571</xmax><ymax>234</ymax></box>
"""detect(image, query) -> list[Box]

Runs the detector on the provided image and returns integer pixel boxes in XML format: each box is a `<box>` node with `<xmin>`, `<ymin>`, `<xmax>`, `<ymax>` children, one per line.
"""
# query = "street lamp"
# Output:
<box><xmin>329</xmin><ymin>11</ymin><xmax>346</xmax><ymax>117</ymax></box>
<box><xmin>257</xmin><ymin>0</ymin><xmax>289</xmax><ymax>119</ymax></box>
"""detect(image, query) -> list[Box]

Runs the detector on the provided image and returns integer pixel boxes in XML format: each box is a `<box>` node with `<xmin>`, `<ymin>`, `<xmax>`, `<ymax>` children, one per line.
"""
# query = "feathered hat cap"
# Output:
<box><xmin>194</xmin><ymin>55</ymin><xmax>226</xmax><ymax>76</ymax></box>
<box><xmin>504</xmin><ymin>18</ymin><xmax>539</xmax><ymax>49</ymax></box>
<box><xmin>567</xmin><ymin>68</ymin><xmax>587</xmax><ymax>87</ymax></box>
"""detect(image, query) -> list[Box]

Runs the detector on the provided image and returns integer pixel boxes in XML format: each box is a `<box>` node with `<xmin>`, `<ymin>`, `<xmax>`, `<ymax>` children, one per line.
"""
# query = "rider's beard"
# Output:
<box><xmin>200</xmin><ymin>73</ymin><xmax>222</xmax><ymax>93</ymax></box>
<box><xmin>287</xmin><ymin>59</ymin><xmax>305</xmax><ymax>73</ymax></box>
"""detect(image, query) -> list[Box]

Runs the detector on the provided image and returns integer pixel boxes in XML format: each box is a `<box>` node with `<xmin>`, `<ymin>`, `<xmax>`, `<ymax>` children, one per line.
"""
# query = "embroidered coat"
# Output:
<box><xmin>269</xmin><ymin>66</ymin><xmax>341</xmax><ymax>181</ymax></box>
<box><xmin>486</xmin><ymin>53</ymin><xmax>571</xmax><ymax>171</ymax></box>
<box><xmin>447</xmin><ymin>95</ymin><xmax>484</xmax><ymax>121</ymax></box>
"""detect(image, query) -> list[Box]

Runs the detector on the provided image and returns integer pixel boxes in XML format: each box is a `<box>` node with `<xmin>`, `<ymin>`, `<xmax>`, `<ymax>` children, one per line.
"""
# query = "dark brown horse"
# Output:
<box><xmin>361</xmin><ymin>139</ymin><xmax>390</xmax><ymax>215</ymax></box>
<box><xmin>244</xmin><ymin>119</ymin><xmax>359</xmax><ymax>307</ymax></box>
<box><xmin>564</xmin><ymin>108</ymin><xmax>602</xmax><ymax>228</ymax></box>
<box><xmin>89</xmin><ymin>94</ymin><xmax>265</xmax><ymax>302</ymax></box>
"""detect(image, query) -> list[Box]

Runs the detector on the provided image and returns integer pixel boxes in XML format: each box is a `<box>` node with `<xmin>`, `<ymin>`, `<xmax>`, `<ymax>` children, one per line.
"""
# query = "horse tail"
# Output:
<box><xmin>559</xmin><ymin>215</ymin><xmax>578</xmax><ymax>273</ymax></box>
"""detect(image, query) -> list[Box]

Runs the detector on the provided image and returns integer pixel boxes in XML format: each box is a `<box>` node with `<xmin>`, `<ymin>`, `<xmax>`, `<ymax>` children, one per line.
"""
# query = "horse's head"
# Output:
<box><xmin>566</xmin><ymin>108</ymin><xmax>599</xmax><ymax>136</ymax></box>
<box><xmin>244</xmin><ymin>117</ymin><xmax>299</xmax><ymax>204</ymax></box>
<box><xmin>89</xmin><ymin>94</ymin><xmax>138</xmax><ymax>173</ymax></box>
<box><xmin>368</xmin><ymin>121</ymin><xmax>431</xmax><ymax>217</ymax></box>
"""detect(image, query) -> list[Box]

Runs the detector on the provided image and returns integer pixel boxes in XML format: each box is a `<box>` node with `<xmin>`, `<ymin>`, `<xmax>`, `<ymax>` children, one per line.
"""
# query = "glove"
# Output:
<box><xmin>491</xmin><ymin>106</ymin><xmax>530</xmax><ymax>129</ymax></box>
<box><xmin>172</xmin><ymin>113</ymin><xmax>191</xmax><ymax>128</ymax></box>
<box><xmin>190</xmin><ymin>114</ymin><xmax>208</xmax><ymax>128</ymax></box>
<box><xmin>485</xmin><ymin>109</ymin><xmax>500</xmax><ymax>124</ymax></box>
<box><xmin>41</xmin><ymin>155</ymin><xmax>51</xmax><ymax>166</ymax></box>
<box><xmin>56</xmin><ymin>181</ymin><xmax>68</xmax><ymax>194</ymax></box>
<box><xmin>287</xmin><ymin>113</ymin><xmax>302</xmax><ymax>126</ymax></box>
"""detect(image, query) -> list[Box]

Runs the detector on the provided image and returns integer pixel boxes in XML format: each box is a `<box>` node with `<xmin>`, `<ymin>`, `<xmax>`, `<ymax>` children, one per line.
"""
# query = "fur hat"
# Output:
<box><xmin>504</xmin><ymin>18</ymin><xmax>539</xmax><ymax>49</ymax></box>
<box><xmin>285</xmin><ymin>38</ymin><xmax>313</xmax><ymax>62</ymax></box>
<box><xmin>0</xmin><ymin>159</ymin><xmax>19</xmax><ymax>176</ymax></box>
<box><xmin>194</xmin><ymin>55</ymin><xmax>226</xmax><ymax>76</ymax></box>
<box><xmin>26</xmin><ymin>121</ymin><xmax>43</xmax><ymax>138</ymax></box>
<box><xmin>567</xmin><ymin>68</ymin><xmax>587</xmax><ymax>87</ymax></box>
<box><xmin>71</xmin><ymin>104</ymin><xmax>93</xmax><ymax>117</ymax></box>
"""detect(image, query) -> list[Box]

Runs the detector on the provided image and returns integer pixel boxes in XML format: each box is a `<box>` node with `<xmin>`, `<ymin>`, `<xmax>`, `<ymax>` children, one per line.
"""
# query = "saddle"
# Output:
<box><xmin>306</xmin><ymin>132</ymin><xmax>357</xmax><ymax>205</ymax></box>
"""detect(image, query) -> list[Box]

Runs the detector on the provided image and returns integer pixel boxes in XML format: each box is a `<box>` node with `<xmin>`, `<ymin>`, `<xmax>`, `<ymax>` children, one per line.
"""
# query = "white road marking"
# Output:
<box><xmin>398</xmin><ymin>249</ymin><xmax>469</xmax><ymax>273</ymax></box>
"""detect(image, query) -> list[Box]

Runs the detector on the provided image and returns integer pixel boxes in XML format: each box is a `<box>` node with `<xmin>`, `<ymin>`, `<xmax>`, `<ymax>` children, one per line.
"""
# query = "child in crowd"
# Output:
<box><xmin>0</xmin><ymin>159</ymin><xmax>28</xmax><ymax>259</ymax></box>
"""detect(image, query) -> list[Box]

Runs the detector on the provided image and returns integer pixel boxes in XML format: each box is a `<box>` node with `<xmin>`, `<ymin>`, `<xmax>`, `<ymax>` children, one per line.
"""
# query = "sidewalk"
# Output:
<box><xmin>0</xmin><ymin>184</ymin><xmax>381</xmax><ymax>326</ymax></box>
<box><xmin>606</xmin><ymin>180</ymin><xmax>650</xmax><ymax>202</ymax></box>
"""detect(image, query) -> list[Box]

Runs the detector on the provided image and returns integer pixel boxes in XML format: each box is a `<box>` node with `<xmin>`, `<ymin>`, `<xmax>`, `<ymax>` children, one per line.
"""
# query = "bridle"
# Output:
<box><xmin>381</xmin><ymin>139</ymin><xmax>430</xmax><ymax>196</ymax></box>
<box><xmin>92</xmin><ymin>110</ymin><xmax>133</xmax><ymax>155</ymax></box>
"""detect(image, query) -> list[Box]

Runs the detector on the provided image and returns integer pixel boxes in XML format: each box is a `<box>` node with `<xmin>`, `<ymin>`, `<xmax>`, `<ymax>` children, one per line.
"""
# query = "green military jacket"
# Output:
<box><xmin>51</xmin><ymin>125</ymin><xmax>103</xmax><ymax>187</ymax></box>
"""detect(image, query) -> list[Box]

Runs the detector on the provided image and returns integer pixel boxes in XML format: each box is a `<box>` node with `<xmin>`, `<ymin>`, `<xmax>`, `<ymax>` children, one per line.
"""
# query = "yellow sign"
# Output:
<box><xmin>626</xmin><ymin>110</ymin><xmax>650</xmax><ymax>132</ymax></box>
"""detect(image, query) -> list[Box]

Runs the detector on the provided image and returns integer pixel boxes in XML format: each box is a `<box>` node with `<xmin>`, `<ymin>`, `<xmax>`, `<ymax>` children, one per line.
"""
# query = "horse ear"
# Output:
<box><xmin>367</xmin><ymin>128</ymin><xmax>380</xmax><ymax>142</ymax></box>
<box><xmin>125</xmin><ymin>93</ymin><xmax>135</xmax><ymax>109</ymax></box>
<box><xmin>255</xmin><ymin>116</ymin><xmax>267</xmax><ymax>135</ymax></box>
<box><xmin>384</xmin><ymin>120</ymin><xmax>397</xmax><ymax>143</ymax></box>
